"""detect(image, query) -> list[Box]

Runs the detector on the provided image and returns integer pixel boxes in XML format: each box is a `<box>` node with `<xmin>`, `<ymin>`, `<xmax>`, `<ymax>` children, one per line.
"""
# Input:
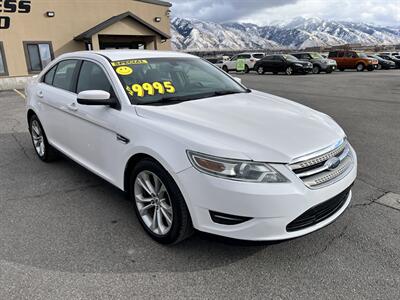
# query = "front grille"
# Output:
<box><xmin>289</xmin><ymin>139</ymin><xmax>354</xmax><ymax>189</ymax></box>
<box><xmin>286</xmin><ymin>185</ymin><xmax>352</xmax><ymax>232</ymax></box>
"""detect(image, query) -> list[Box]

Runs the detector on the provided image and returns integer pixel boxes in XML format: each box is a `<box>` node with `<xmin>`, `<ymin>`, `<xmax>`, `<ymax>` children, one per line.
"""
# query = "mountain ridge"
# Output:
<box><xmin>171</xmin><ymin>17</ymin><xmax>400</xmax><ymax>50</ymax></box>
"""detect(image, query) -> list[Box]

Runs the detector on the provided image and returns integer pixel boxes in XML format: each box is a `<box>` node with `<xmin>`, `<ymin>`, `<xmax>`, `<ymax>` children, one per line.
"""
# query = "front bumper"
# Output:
<box><xmin>294</xmin><ymin>65</ymin><xmax>313</xmax><ymax>73</ymax></box>
<box><xmin>177</xmin><ymin>147</ymin><xmax>357</xmax><ymax>241</ymax></box>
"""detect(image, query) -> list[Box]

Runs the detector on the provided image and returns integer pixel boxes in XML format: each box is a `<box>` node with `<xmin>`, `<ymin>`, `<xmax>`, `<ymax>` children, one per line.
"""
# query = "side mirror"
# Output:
<box><xmin>233</xmin><ymin>77</ymin><xmax>242</xmax><ymax>84</ymax></box>
<box><xmin>77</xmin><ymin>90</ymin><xmax>116</xmax><ymax>106</ymax></box>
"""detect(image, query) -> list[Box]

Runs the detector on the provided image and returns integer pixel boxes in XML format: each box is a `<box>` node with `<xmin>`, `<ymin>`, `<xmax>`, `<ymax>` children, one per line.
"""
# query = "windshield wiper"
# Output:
<box><xmin>138</xmin><ymin>90</ymin><xmax>250</xmax><ymax>106</ymax></box>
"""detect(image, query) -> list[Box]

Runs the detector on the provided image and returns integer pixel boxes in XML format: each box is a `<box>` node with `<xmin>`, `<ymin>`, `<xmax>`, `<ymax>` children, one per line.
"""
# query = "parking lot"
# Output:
<box><xmin>1</xmin><ymin>69</ymin><xmax>399</xmax><ymax>299</ymax></box>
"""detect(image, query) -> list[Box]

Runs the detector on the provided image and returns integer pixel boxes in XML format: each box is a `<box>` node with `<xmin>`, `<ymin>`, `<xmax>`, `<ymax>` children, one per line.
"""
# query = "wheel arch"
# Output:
<box><xmin>27</xmin><ymin>109</ymin><xmax>37</xmax><ymax>124</ymax></box>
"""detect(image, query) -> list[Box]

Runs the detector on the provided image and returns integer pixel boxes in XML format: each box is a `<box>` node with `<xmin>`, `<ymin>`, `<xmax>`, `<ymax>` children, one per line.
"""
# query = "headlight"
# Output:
<box><xmin>187</xmin><ymin>151</ymin><xmax>289</xmax><ymax>183</ymax></box>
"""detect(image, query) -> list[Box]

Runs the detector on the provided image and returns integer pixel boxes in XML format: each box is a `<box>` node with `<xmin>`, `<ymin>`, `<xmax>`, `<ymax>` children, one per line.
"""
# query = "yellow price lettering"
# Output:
<box><xmin>153</xmin><ymin>82</ymin><xmax>165</xmax><ymax>94</ymax></box>
<box><xmin>131</xmin><ymin>84</ymin><xmax>144</xmax><ymax>97</ymax></box>
<box><xmin>163</xmin><ymin>81</ymin><xmax>175</xmax><ymax>94</ymax></box>
<box><xmin>142</xmin><ymin>83</ymin><xmax>155</xmax><ymax>96</ymax></box>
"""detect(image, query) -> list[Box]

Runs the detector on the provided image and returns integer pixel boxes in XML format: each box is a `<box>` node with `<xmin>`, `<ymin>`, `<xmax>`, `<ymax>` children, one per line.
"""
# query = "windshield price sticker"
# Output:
<box><xmin>111</xmin><ymin>59</ymin><xmax>148</xmax><ymax>67</ymax></box>
<box><xmin>126</xmin><ymin>81</ymin><xmax>176</xmax><ymax>98</ymax></box>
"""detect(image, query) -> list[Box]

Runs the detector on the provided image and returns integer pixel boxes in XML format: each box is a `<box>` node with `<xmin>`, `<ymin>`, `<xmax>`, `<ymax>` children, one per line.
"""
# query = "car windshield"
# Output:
<box><xmin>111</xmin><ymin>57</ymin><xmax>248</xmax><ymax>105</ymax></box>
<box><xmin>282</xmin><ymin>54</ymin><xmax>299</xmax><ymax>61</ymax></box>
<box><xmin>309</xmin><ymin>53</ymin><xmax>323</xmax><ymax>59</ymax></box>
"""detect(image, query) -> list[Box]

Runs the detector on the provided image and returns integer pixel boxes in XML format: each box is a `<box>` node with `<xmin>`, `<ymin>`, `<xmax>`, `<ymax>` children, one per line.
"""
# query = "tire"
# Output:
<box><xmin>377</xmin><ymin>64</ymin><xmax>382</xmax><ymax>70</ymax></box>
<box><xmin>29</xmin><ymin>114</ymin><xmax>58</xmax><ymax>162</ymax></box>
<box><xmin>257</xmin><ymin>66</ymin><xmax>264</xmax><ymax>75</ymax></box>
<box><xmin>312</xmin><ymin>65</ymin><xmax>321</xmax><ymax>74</ymax></box>
<box><xmin>244</xmin><ymin>65</ymin><xmax>250</xmax><ymax>73</ymax></box>
<box><xmin>356</xmin><ymin>63</ymin><xmax>365</xmax><ymax>72</ymax></box>
<box><xmin>285</xmin><ymin>66</ymin><xmax>294</xmax><ymax>75</ymax></box>
<box><xmin>326</xmin><ymin>69</ymin><xmax>333</xmax><ymax>74</ymax></box>
<box><xmin>367</xmin><ymin>66</ymin><xmax>374</xmax><ymax>71</ymax></box>
<box><xmin>339</xmin><ymin>68</ymin><xmax>345</xmax><ymax>72</ymax></box>
<box><xmin>222</xmin><ymin>65</ymin><xmax>229</xmax><ymax>73</ymax></box>
<box><xmin>130</xmin><ymin>158</ymin><xmax>194</xmax><ymax>244</ymax></box>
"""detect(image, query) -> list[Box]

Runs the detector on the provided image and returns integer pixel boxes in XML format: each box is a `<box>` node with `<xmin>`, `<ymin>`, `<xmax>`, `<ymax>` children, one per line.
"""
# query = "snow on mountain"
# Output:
<box><xmin>171</xmin><ymin>17</ymin><xmax>400</xmax><ymax>50</ymax></box>
<box><xmin>171</xmin><ymin>18</ymin><xmax>281</xmax><ymax>50</ymax></box>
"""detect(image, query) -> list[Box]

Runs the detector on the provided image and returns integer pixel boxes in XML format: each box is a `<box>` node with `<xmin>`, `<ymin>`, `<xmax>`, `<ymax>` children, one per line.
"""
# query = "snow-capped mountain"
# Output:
<box><xmin>171</xmin><ymin>17</ymin><xmax>400</xmax><ymax>50</ymax></box>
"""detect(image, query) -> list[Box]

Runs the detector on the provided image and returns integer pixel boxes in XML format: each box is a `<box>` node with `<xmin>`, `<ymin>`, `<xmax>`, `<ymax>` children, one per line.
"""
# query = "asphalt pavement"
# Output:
<box><xmin>0</xmin><ymin>69</ymin><xmax>399</xmax><ymax>299</ymax></box>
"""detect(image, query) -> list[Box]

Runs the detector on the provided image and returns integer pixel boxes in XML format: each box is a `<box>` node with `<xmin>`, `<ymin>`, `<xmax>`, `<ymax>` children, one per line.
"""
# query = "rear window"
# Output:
<box><xmin>52</xmin><ymin>60</ymin><xmax>79</xmax><ymax>92</ymax></box>
<box><xmin>252</xmin><ymin>54</ymin><xmax>264</xmax><ymax>59</ymax></box>
<box><xmin>43</xmin><ymin>65</ymin><xmax>57</xmax><ymax>85</ymax></box>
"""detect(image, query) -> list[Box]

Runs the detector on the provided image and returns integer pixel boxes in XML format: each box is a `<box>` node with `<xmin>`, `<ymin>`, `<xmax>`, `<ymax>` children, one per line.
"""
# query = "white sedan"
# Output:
<box><xmin>26</xmin><ymin>50</ymin><xmax>357</xmax><ymax>244</ymax></box>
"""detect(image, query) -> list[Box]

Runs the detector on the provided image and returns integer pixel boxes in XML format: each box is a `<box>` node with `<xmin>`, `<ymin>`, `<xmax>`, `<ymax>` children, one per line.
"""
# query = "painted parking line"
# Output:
<box><xmin>13</xmin><ymin>89</ymin><xmax>26</xmax><ymax>99</ymax></box>
<box><xmin>376</xmin><ymin>192</ymin><xmax>400</xmax><ymax>211</ymax></box>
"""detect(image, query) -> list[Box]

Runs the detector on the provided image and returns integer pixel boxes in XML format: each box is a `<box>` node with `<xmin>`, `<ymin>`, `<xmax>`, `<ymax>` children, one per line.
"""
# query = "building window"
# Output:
<box><xmin>0</xmin><ymin>42</ymin><xmax>8</xmax><ymax>76</ymax></box>
<box><xmin>23</xmin><ymin>41</ymin><xmax>54</xmax><ymax>74</ymax></box>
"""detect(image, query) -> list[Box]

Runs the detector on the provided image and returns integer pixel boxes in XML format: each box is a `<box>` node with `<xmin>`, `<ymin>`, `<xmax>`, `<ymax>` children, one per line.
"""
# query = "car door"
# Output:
<box><xmin>260</xmin><ymin>56</ymin><xmax>273</xmax><ymax>71</ymax></box>
<box><xmin>37</xmin><ymin>59</ymin><xmax>81</xmax><ymax>154</ymax></box>
<box><xmin>226</xmin><ymin>55</ymin><xmax>238</xmax><ymax>71</ymax></box>
<box><xmin>71</xmin><ymin>60</ymin><xmax>127</xmax><ymax>183</ymax></box>
<box><xmin>273</xmin><ymin>56</ymin><xmax>285</xmax><ymax>72</ymax></box>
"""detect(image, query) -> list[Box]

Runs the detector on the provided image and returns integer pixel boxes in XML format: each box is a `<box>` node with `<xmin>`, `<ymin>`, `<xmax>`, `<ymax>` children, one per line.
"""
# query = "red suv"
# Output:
<box><xmin>328</xmin><ymin>50</ymin><xmax>378</xmax><ymax>72</ymax></box>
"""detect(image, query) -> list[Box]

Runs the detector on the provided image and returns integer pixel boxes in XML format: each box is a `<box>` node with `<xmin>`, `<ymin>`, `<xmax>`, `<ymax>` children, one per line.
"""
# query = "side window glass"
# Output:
<box><xmin>43</xmin><ymin>65</ymin><xmax>57</xmax><ymax>85</ymax></box>
<box><xmin>231</xmin><ymin>55</ymin><xmax>238</xmax><ymax>61</ymax></box>
<box><xmin>77</xmin><ymin>61</ymin><xmax>112</xmax><ymax>94</ymax></box>
<box><xmin>52</xmin><ymin>60</ymin><xmax>79</xmax><ymax>92</ymax></box>
<box><xmin>338</xmin><ymin>52</ymin><xmax>344</xmax><ymax>58</ymax></box>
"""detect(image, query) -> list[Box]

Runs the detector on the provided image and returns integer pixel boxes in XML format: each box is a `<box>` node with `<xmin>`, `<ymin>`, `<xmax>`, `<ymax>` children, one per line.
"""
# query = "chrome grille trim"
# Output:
<box><xmin>289</xmin><ymin>139</ymin><xmax>354</xmax><ymax>189</ymax></box>
<box><xmin>290</xmin><ymin>139</ymin><xmax>346</xmax><ymax>170</ymax></box>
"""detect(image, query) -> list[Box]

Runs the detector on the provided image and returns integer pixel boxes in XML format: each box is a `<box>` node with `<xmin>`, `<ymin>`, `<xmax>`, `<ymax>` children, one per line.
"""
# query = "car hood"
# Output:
<box><xmin>135</xmin><ymin>91</ymin><xmax>345</xmax><ymax>163</ymax></box>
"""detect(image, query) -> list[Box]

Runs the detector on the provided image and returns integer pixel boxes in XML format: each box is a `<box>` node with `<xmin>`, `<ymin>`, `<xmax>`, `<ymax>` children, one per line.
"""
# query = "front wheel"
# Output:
<box><xmin>130</xmin><ymin>158</ymin><xmax>193</xmax><ymax>244</ymax></box>
<box><xmin>356</xmin><ymin>63</ymin><xmax>365</xmax><ymax>72</ymax></box>
<box><xmin>257</xmin><ymin>66</ymin><xmax>264</xmax><ymax>75</ymax></box>
<box><xmin>312</xmin><ymin>65</ymin><xmax>321</xmax><ymax>74</ymax></box>
<box><xmin>244</xmin><ymin>65</ymin><xmax>250</xmax><ymax>73</ymax></box>
<box><xmin>285</xmin><ymin>66</ymin><xmax>294</xmax><ymax>75</ymax></box>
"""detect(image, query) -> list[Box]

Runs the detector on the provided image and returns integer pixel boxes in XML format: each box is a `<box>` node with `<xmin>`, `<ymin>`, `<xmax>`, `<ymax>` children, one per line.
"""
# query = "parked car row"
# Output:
<box><xmin>217</xmin><ymin>50</ymin><xmax>400</xmax><ymax>75</ymax></box>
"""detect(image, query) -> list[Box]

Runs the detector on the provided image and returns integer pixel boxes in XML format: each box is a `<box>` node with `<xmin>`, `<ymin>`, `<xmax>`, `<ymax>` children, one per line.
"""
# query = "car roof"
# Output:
<box><xmin>58</xmin><ymin>50</ymin><xmax>196</xmax><ymax>61</ymax></box>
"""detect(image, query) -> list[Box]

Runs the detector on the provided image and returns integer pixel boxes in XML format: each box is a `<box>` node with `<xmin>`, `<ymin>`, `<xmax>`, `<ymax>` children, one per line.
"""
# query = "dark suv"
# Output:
<box><xmin>328</xmin><ymin>50</ymin><xmax>378</xmax><ymax>71</ymax></box>
<box><xmin>254</xmin><ymin>54</ymin><xmax>313</xmax><ymax>75</ymax></box>
<box><xmin>292</xmin><ymin>52</ymin><xmax>337</xmax><ymax>74</ymax></box>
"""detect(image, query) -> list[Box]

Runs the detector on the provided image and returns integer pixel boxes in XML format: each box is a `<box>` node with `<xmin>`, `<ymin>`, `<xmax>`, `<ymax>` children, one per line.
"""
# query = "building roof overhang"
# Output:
<box><xmin>74</xmin><ymin>11</ymin><xmax>171</xmax><ymax>42</ymax></box>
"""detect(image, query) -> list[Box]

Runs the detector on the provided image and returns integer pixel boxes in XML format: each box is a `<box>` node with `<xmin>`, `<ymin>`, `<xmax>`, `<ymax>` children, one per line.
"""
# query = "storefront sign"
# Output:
<box><xmin>0</xmin><ymin>0</ymin><xmax>31</xmax><ymax>29</ymax></box>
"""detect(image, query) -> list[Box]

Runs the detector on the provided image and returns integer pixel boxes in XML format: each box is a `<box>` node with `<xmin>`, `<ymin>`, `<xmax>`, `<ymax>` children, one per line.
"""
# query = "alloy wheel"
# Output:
<box><xmin>286</xmin><ymin>66</ymin><xmax>293</xmax><ymax>75</ymax></box>
<box><xmin>257</xmin><ymin>66</ymin><xmax>264</xmax><ymax>75</ymax></box>
<box><xmin>31</xmin><ymin>120</ymin><xmax>45</xmax><ymax>157</ymax></box>
<box><xmin>134</xmin><ymin>170</ymin><xmax>173</xmax><ymax>235</ymax></box>
<box><xmin>312</xmin><ymin>66</ymin><xmax>320</xmax><ymax>74</ymax></box>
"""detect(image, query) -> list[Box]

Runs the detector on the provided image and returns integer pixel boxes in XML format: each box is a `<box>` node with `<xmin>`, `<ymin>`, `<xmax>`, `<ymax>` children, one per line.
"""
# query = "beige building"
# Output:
<box><xmin>0</xmin><ymin>0</ymin><xmax>172</xmax><ymax>88</ymax></box>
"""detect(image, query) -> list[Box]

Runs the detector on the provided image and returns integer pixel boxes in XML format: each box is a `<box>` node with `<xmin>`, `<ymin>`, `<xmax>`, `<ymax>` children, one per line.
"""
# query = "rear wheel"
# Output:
<box><xmin>130</xmin><ymin>158</ymin><xmax>193</xmax><ymax>244</ymax></box>
<box><xmin>29</xmin><ymin>114</ymin><xmax>58</xmax><ymax>162</ymax></box>
<box><xmin>356</xmin><ymin>63</ymin><xmax>365</xmax><ymax>72</ymax></box>
<box><xmin>244</xmin><ymin>65</ymin><xmax>250</xmax><ymax>73</ymax></box>
<box><xmin>257</xmin><ymin>66</ymin><xmax>264</xmax><ymax>75</ymax></box>
<box><xmin>285</xmin><ymin>66</ymin><xmax>294</xmax><ymax>75</ymax></box>
<box><xmin>222</xmin><ymin>65</ymin><xmax>229</xmax><ymax>73</ymax></box>
<box><xmin>339</xmin><ymin>68</ymin><xmax>345</xmax><ymax>72</ymax></box>
<box><xmin>312</xmin><ymin>65</ymin><xmax>321</xmax><ymax>74</ymax></box>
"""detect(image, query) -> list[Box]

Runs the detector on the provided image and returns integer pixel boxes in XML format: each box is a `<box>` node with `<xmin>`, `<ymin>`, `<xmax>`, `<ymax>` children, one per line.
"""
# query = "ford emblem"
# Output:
<box><xmin>325</xmin><ymin>157</ymin><xmax>341</xmax><ymax>170</ymax></box>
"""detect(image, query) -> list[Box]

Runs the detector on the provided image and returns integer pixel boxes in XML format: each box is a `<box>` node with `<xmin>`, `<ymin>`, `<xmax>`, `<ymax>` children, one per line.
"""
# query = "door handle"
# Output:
<box><xmin>37</xmin><ymin>91</ymin><xmax>44</xmax><ymax>98</ymax></box>
<box><xmin>67</xmin><ymin>103</ymin><xmax>78</xmax><ymax>112</ymax></box>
